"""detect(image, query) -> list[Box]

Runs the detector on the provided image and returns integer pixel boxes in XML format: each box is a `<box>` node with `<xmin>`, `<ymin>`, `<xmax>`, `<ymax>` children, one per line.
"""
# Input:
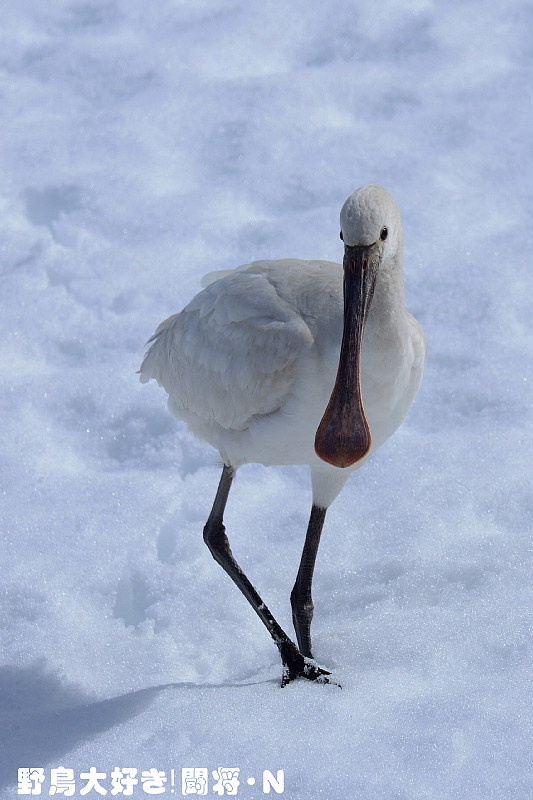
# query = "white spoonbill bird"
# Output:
<box><xmin>140</xmin><ymin>184</ymin><xmax>425</xmax><ymax>686</ymax></box>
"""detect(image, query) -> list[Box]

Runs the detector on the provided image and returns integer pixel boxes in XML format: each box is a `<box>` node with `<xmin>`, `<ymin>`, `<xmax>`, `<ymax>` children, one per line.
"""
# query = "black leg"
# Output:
<box><xmin>203</xmin><ymin>466</ymin><xmax>331</xmax><ymax>686</ymax></box>
<box><xmin>290</xmin><ymin>505</ymin><xmax>327</xmax><ymax>658</ymax></box>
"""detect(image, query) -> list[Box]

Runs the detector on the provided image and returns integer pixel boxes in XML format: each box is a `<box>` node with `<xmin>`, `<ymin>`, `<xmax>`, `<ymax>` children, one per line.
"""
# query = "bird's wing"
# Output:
<box><xmin>139</xmin><ymin>268</ymin><xmax>315</xmax><ymax>430</ymax></box>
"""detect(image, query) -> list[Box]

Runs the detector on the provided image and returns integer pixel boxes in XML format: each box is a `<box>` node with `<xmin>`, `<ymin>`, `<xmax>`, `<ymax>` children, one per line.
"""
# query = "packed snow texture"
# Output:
<box><xmin>1</xmin><ymin>2</ymin><xmax>532</xmax><ymax>798</ymax></box>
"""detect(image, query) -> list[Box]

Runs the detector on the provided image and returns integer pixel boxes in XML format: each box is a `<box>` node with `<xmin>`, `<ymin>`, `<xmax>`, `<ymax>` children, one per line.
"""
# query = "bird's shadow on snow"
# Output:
<box><xmin>0</xmin><ymin>661</ymin><xmax>274</xmax><ymax>789</ymax></box>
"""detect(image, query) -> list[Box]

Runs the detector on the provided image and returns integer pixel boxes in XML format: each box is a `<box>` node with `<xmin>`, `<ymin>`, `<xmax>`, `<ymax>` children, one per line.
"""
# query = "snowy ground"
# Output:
<box><xmin>1</xmin><ymin>2</ymin><xmax>532</xmax><ymax>798</ymax></box>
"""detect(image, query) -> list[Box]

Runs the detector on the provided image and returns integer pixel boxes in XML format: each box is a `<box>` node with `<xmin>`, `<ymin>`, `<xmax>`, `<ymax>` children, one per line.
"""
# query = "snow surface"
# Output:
<box><xmin>1</xmin><ymin>1</ymin><xmax>532</xmax><ymax>798</ymax></box>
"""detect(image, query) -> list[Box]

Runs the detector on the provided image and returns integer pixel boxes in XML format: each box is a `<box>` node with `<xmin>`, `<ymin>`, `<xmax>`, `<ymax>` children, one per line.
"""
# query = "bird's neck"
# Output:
<box><xmin>366</xmin><ymin>253</ymin><xmax>406</xmax><ymax>334</ymax></box>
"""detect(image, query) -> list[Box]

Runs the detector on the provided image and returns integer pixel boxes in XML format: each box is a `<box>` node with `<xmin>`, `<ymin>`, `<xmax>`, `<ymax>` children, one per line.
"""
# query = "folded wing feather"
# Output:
<box><xmin>140</xmin><ymin>268</ymin><xmax>314</xmax><ymax>431</ymax></box>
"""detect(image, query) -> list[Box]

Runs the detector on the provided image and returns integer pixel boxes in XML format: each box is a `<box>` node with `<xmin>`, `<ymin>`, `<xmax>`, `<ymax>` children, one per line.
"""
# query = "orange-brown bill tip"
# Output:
<box><xmin>314</xmin><ymin>414</ymin><xmax>372</xmax><ymax>468</ymax></box>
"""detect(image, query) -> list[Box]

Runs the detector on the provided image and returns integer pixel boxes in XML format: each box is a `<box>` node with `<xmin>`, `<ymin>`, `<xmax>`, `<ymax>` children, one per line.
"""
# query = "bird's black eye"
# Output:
<box><xmin>339</xmin><ymin>230</ymin><xmax>344</xmax><ymax>241</ymax></box>
<box><xmin>380</xmin><ymin>226</ymin><xmax>388</xmax><ymax>241</ymax></box>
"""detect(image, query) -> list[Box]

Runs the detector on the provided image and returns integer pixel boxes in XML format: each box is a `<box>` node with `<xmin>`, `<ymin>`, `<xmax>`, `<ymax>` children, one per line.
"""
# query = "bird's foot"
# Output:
<box><xmin>278</xmin><ymin>640</ymin><xmax>340</xmax><ymax>688</ymax></box>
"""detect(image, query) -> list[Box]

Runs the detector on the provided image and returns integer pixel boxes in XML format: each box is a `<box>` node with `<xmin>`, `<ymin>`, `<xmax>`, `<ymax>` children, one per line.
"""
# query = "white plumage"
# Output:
<box><xmin>140</xmin><ymin>185</ymin><xmax>425</xmax><ymax>684</ymax></box>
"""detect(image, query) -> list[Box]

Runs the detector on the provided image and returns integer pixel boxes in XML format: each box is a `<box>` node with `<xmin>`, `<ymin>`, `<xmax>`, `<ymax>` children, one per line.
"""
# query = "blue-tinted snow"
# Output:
<box><xmin>0</xmin><ymin>2</ymin><xmax>531</xmax><ymax>798</ymax></box>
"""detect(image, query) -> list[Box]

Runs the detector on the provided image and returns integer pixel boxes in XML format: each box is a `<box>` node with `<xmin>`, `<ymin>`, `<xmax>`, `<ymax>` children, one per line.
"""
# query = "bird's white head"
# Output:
<box><xmin>339</xmin><ymin>184</ymin><xmax>401</xmax><ymax>252</ymax></box>
<box><xmin>315</xmin><ymin>184</ymin><xmax>403</xmax><ymax>471</ymax></box>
